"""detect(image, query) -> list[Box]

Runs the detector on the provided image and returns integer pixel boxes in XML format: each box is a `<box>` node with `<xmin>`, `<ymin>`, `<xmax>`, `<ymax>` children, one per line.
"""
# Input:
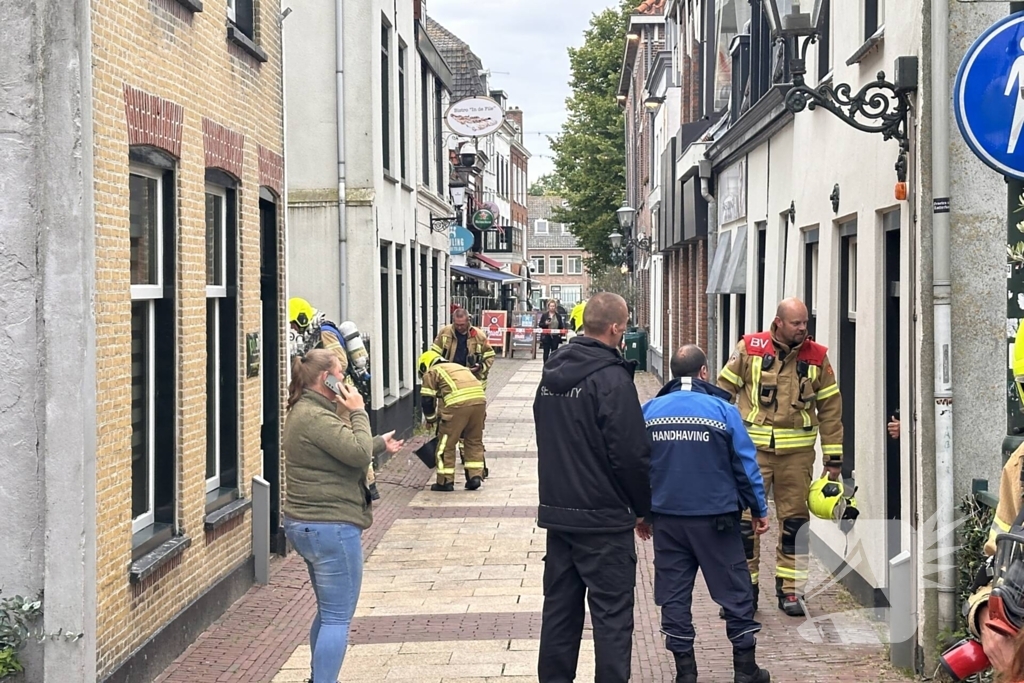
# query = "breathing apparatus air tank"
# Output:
<box><xmin>340</xmin><ymin>321</ymin><xmax>370</xmax><ymax>380</ymax></box>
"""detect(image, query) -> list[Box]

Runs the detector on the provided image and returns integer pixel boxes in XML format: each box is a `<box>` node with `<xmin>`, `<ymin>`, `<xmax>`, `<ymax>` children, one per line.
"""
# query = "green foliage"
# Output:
<box><xmin>528</xmin><ymin>174</ymin><xmax>566</xmax><ymax>197</ymax></box>
<box><xmin>0</xmin><ymin>590</ymin><xmax>84</xmax><ymax>681</ymax></box>
<box><xmin>588</xmin><ymin>264</ymin><xmax>637</xmax><ymax>316</ymax></box>
<box><xmin>549</xmin><ymin>1</ymin><xmax>634</xmax><ymax>268</ymax></box>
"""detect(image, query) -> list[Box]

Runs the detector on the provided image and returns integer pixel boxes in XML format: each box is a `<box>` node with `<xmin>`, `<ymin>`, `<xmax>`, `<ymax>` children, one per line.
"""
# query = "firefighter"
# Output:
<box><xmin>569</xmin><ymin>299</ymin><xmax>587</xmax><ymax>334</ymax></box>
<box><xmin>289</xmin><ymin>297</ymin><xmax>379</xmax><ymax>500</ymax></box>
<box><xmin>431</xmin><ymin>308</ymin><xmax>495</xmax><ymax>386</ymax></box>
<box><xmin>418</xmin><ymin>350</ymin><xmax>488</xmax><ymax>492</ymax></box>
<box><xmin>717</xmin><ymin>297</ymin><xmax>844</xmax><ymax>617</ymax></box>
<box><xmin>963</xmin><ymin>337</ymin><xmax>1024</xmax><ymax>669</ymax></box>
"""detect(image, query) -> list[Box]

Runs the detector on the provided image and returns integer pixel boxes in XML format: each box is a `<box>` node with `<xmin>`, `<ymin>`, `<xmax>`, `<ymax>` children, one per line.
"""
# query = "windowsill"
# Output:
<box><xmin>227</xmin><ymin>24</ymin><xmax>268</xmax><ymax>63</ymax></box>
<box><xmin>205</xmin><ymin>496</ymin><xmax>252</xmax><ymax>532</ymax></box>
<box><xmin>383</xmin><ymin>173</ymin><xmax>399</xmax><ymax>185</ymax></box>
<box><xmin>401</xmin><ymin>181</ymin><xmax>415</xmax><ymax>193</ymax></box>
<box><xmin>848</xmin><ymin>311</ymin><xmax>858</xmax><ymax>322</ymax></box>
<box><xmin>129</xmin><ymin>533</ymin><xmax>191</xmax><ymax>584</ymax></box>
<box><xmin>132</xmin><ymin>522</ymin><xmax>175</xmax><ymax>561</ymax></box>
<box><xmin>846</xmin><ymin>26</ymin><xmax>884</xmax><ymax>66</ymax></box>
<box><xmin>381</xmin><ymin>393</ymin><xmax>400</xmax><ymax>408</ymax></box>
<box><xmin>399</xmin><ymin>386</ymin><xmax>414</xmax><ymax>399</ymax></box>
<box><xmin>174</xmin><ymin>0</ymin><xmax>203</xmax><ymax>11</ymax></box>
<box><xmin>205</xmin><ymin>486</ymin><xmax>239</xmax><ymax>515</ymax></box>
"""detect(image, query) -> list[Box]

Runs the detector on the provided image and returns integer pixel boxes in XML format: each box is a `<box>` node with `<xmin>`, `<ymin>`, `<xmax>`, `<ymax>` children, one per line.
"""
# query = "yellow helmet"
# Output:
<box><xmin>418</xmin><ymin>350</ymin><xmax>442</xmax><ymax>376</ymax></box>
<box><xmin>1014</xmin><ymin>333</ymin><xmax>1024</xmax><ymax>409</ymax></box>
<box><xmin>808</xmin><ymin>476</ymin><xmax>860</xmax><ymax>534</ymax></box>
<box><xmin>289</xmin><ymin>298</ymin><xmax>316</xmax><ymax>330</ymax></box>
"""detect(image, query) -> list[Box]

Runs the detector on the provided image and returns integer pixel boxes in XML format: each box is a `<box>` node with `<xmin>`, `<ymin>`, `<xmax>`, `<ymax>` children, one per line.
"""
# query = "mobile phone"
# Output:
<box><xmin>324</xmin><ymin>375</ymin><xmax>344</xmax><ymax>396</ymax></box>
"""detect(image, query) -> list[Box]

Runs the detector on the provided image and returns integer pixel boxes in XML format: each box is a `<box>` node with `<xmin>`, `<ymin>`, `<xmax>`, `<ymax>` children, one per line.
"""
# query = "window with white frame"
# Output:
<box><xmin>847</xmin><ymin>236</ymin><xmax>858</xmax><ymax>317</ymax></box>
<box><xmin>129</xmin><ymin>160</ymin><xmax>176</xmax><ymax>545</ymax></box>
<box><xmin>567</xmin><ymin>255</ymin><xmax>583</xmax><ymax>275</ymax></box>
<box><xmin>549</xmin><ymin>255</ymin><xmax>564</xmax><ymax>275</ymax></box>
<box><xmin>864</xmin><ymin>0</ymin><xmax>884</xmax><ymax>40</ymax></box>
<box><xmin>205</xmin><ymin>185</ymin><xmax>229</xmax><ymax>494</ymax></box>
<box><xmin>535</xmin><ymin>219</ymin><xmax>549</xmax><ymax>235</ymax></box>
<box><xmin>651</xmin><ymin>255</ymin><xmax>663</xmax><ymax>350</ymax></box>
<box><xmin>530</xmin><ymin>255</ymin><xmax>545</xmax><ymax>274</ymax></box>
<box><xmin>560</xmin><ymin>285</ymin><xmax>582</xmax><ymax>306</ymax></box>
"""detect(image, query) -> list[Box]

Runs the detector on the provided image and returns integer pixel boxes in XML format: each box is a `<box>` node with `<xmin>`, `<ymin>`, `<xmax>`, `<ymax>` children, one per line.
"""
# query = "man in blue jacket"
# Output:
<box><xmin>641</xmin><ymin>345</ymin><xmax>771</xmax><ymax>683</ymax></box>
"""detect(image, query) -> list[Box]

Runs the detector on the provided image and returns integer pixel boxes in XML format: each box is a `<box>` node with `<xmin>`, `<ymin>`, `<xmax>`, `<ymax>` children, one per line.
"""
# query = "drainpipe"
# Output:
<box><xmin>336</xmin><ymin>0</ymin><xmax>348</xmax><ymax>321</ymax></box>
<box><xmin>931</xmin><ymin>0</ymin><xmax>955</xmax><ymax>633</ymax></box>
<box><xmin>700</xmin><ymin>157</ymin><xmax>718</xmax><ymax>377</ymax></box>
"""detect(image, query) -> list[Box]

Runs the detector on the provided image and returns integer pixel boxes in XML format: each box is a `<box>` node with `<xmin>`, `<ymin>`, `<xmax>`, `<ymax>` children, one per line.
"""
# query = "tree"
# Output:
<box><xmin>528</xmin><ymin>173</ymin><xmax>566</xmax><ymax>196</ymax></box>
<box><xmin>549</xmin><ymin>1</ymin><xmax>633</xmax><ymax>269</ymax></box>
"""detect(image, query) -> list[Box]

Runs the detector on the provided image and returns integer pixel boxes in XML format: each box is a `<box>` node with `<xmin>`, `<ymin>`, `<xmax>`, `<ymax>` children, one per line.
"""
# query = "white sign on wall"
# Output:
<box><xmin>444</xmin><ymin>97</ymin><xmax>504</xmax><ymax>137</ymax></box>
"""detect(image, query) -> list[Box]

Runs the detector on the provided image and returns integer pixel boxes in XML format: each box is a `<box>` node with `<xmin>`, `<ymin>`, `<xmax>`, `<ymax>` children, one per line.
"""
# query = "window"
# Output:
<box><xmin>549</xmin><ymin>255</ymin><xmax>564</xmax><ymax>275</ymax></box>
<box><xmin>847</xmin><ymin>236</ymin><xmax>858</xmax><ymax>316</ymax></box>
<box><xmin>530</xmin><ymin>256</ymin><xmax>545</xmax><ymax>275</ymax></box>
<box><xmin>560</xmin><ymin>223</ymin><xmax>571</xmax><ymax>236</ymax></box>
<box><xmin>381</xmin><ymin>22</ymin><xmax>391</xmax><ymax>174</ymax></box>
<box><xmin>567</xmin><ymin>256</ymin><xmax>583</xmax><ymax>275</ymax></box>
<box><xmin>817</xmin><ymin>0</ymin><xmax>832</xmax><ymax>82</ymax></box>
<box><xmin>129</xmin><ymin>160</ymin><xmax>176</xmax><ymax>547</ymax></box>
<box><xmin>398</xmin><ymin>43</ymin><xmax>407</xmax><ymax>181</ymax></box>
<box><xmin>535</xmin><ymin>219</ymin><xmax>549</xmax><ymax>235</ymax></box>
<box><xmin>226</xmin><ymin>0</ymin><xmax>267</xmax><ymax>61</ymax></box>
<box><xmin>396</xmin><ymin>246</ymin><xmax>406</xmax><ymax>387</ymax></box>
<box><xmin>864</xmin><ymin>0</ymin><xmax>884</xmax><ymax>40</ymax></box>
<box><xmin>226</xmin><ymin>0</ymin><xmax>235</xmax><ymax>22</ymax></box>
<box><xmin>714</xmin><ymin>0</ymin><xmax>752</xmax><ymax>111</ymax></box>
<box><xmin>421</xmin><ymin>59</ymin><xmax>430</xmax><ymax>187</ymax></box>
<box><xmin>560</xmin><ymin>286</ymin><xmax>582</xmax><ymax>305</ymax></box>
<box><xmin>651</xmin><ymin>255</ymin><xmax>663</xmax><ymax>350</ymax></box>
<box><xmin>434</xmin><ymin>77</ymin><xmax>444</xmax><ymax>195</ymax></box>
<box><xmin>204</xmin><ymin>183</ymin><xmax>238</xmax><ymax>500</ymax></box>
<box><xmin>380</xmin><ymin>243</ymin><xmax>392</xmax><ymax>394</ymax></box>
<box><xmin>550</xmin><ymin>285</ymin><xmax>561</xmax><ymax>302</ymax></box>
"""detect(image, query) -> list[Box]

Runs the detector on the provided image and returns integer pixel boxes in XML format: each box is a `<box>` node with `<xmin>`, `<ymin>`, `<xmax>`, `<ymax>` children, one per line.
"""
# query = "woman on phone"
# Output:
<box><xmin>537</xmin><ymin>299</ymin><xmax>566</xmax><ymax>364</ymax></box>
<box><xmin>283</xmin><ymin>348</ymin><xmax>404</xmax><ymax>683</ymax></box>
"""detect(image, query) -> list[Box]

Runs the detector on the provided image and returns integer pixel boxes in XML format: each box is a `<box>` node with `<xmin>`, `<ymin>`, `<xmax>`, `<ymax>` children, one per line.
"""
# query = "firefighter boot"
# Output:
<box><xmin>775</xmin><ymin>577</ymin><xmax>804</xmax><ymax>616</ymax></box>
<box><xmin>431</xmin><ymin>482</ymin><xmax>454</xmax><ymax>492</ymax></box>
<box><xmin>733</xmin><ymin>647</ymin><xmax>770</xmax><ymax>683</ymax></box>
<box><xmin>465</xmin><ymin>476</ymin><xmax>483</xmax><ymax>491</ymax></box>
<box><xmin>673</xmin><ymin>651</ymin><xmax>697</xmax><ymax>683</ymax></box>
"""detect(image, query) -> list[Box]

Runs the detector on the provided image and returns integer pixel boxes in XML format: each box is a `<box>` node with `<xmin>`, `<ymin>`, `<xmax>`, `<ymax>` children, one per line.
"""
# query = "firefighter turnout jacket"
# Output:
<box><xmin>965</xmin><ymin>442</ymin><xmax>1024</xmax><ymax>638</ymax></box>
<box><xmin>431</xmin><ymin>325</ymin><xmax>496</xmax><ymax>383</ymax></box>
<box><xmin>419</xmin><ymin>362</ymin><xmax>487</xmax><ymax>422</ymax></box>
<box><xmin>717</xmin><ymin>325</ymin><xmax>844</xmax><ymax>467</ymax></box>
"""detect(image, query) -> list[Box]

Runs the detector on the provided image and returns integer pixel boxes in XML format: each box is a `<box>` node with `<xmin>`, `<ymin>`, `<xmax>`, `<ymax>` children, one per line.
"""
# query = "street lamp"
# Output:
<box><xmin>644</xmin><ymin>95</ymin><xmax>665</xmax><ymax>112</ymax></box>
<box><xmin>616</xmin><ymin>200</ymin><xmax>636</xmax><ymax>231</ymax></box>
<box><xmin>760</xmin><ymin>0</ymin><xmax>917</xmax><ymax>188</ymax></box>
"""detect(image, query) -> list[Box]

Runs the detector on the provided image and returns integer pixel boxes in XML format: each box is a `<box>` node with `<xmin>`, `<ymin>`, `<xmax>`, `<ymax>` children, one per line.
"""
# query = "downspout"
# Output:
<box><xmin>931</xmin><ymin>0</ymin><xmax>955</xmax><ymax>632</ymax></box>
<box><xmin>336</xmin><ymin>0</ymin><xmax>348</xmax><ymax>321</ymax></box>
<box><xmin>700</xmin><ymin>157</ymin><xmax>718</xmax><ymax>377</ymax></box>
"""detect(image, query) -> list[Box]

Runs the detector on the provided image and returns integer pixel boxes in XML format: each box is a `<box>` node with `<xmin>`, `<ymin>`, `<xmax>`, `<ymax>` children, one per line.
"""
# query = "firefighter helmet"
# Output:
<box><xmin>1014</xmin><ymin>333</ymin><xmax>1024</xmax><ymax>410</ymax></box>
<box><xmin>418</xmin><ymin>350</ymin><xmax>442</xmax><ymax>376</ymax></box>
<box><xmin>289</xmin><ymin>297</ymin><xmax>316</xmax><ymax>330</ymax></box>
<box><xmin>808</xmin><ymin>476</ymin><xmax>860</xmax><ymax>533</ymax></box>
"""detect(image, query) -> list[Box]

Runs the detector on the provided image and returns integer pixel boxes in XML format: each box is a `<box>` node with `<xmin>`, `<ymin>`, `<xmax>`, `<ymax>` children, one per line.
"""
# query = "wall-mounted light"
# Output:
<box><xmin>450</xmin><ymin>180</ymin><xmax>467</xmax><ymax>209</ymax></box>
<box><xmin>644</xmin><ymin>95</ymin><xmax>666</xmax><ymax>112</ymax></box>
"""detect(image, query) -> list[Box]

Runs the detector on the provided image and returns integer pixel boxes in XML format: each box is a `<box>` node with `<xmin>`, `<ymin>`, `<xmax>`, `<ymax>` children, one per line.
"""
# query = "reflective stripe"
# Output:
<box><xmin>437</xmin><ymin>434</ymin><xmax>449</xmax><ymax>472</ymax></box>
<box><xmin>430</xmin><ymin>343</ymin><xmax>444</xmax><ymax>355</ymax></box>
<box><xmin>721</xmin><ymin>367</ymin><xmax>744</xmax><ymax>388</ymax></box>
<box><xmin>821</xmin><ymin>444</ymin><xmax>843</xmax><ymax>456</ymax></box>
<box><xmin>800</xmin><ymin>366</ymin><xmax>819</xmax><ymax>428</ymax></box>
<box><xmin>746</xmin><ymin>424</ymin><xmax>773</xmax><ymax>447</ymax></box>
<box><xmin>747</xmin><ymin>356</ymin><xmax>763</xmax><ymax>423</ymax></box>
<box><xmin>435</xmin><ymin>367</ymin><xmax>459</xmax><ymax>392</ymax></box>
<box><xmin>816</xmin><ymin>384</ymin><xmax>840</xmax><ymax>401</ymax></box>
<box><xmin>420</xmin><ymin>387</ymin><xmax>437</xmax><ymax>397</ymax></box>
<box><xmin>482</xmin><ymin>350</ymin><xmax>495</xmax><ymax>359</ymax></box>
<box><xmin>994</xmin><ymin>516</ymin><xmax>1012</xmax><ymax>533</ymax></box>
<box><xmin>463</xmin><ymin>461</ymin><xmax>486</xmax><ymax>468</ymax></box>
<box><xmin>775</xmin><ymin>567</ymin><xmax>809</xmax><ymax>580</ymax></box>
<box><xmin>750</xmin><ymin>572</ymin><xmax>759</xmax><ymax>585</ymax></box>
<box><xmin>446</xmin><ymin>387</ymin><xmax>486</xmax><ymax>405</ymax></box>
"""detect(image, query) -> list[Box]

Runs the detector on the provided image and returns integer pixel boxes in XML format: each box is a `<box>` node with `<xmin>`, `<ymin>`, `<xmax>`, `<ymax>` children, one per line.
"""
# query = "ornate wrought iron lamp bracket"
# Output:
<box><xmin>783</xmin><ymin>36</ymin><xmax>913</xmax><ymax>184</ymax></box>
<box><xmin>430</xmin><ymin>214</ymin><xmax>458</xmax><ymax>234</ymax></box>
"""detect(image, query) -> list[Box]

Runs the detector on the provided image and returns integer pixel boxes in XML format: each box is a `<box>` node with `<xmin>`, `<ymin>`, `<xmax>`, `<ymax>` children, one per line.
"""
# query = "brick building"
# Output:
<box><xmin>1</xmin><ymin>0</ymin><xmax>286</xmax><ymax>681</ymax></box>
<box><xmin>526</xmin><ymin>196</ymin><xmax>591</xmax><ymax>309</ymax></box>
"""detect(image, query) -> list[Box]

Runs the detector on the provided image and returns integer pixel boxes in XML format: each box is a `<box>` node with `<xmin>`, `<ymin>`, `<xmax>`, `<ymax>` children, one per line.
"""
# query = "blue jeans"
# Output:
<box><xmin>284</xmin><ymin>517</ymin><xmax>364</xmax><ymax>683</ymax></box>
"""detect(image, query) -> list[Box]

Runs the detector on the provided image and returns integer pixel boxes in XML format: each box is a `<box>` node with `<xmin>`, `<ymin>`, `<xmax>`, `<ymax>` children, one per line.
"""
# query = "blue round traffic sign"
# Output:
<box><xmin>955</xmin><ymin>13</ymin><xmax>1024</xmax><ymax>179</ymax></box>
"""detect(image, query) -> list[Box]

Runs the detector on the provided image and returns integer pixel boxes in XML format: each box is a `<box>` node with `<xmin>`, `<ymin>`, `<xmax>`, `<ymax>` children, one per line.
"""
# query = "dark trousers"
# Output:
<box><xmin>538</xmin><ymin>530</ymin><xmax>636</xmax><ymax>683</ymax></box>
<box><xmin>652</xmin><ymin>513</ymin><xmax>761</xmax><ymax>655</ymax></box>
<box><xmin>541</xmin><ymin>337</ymin><xmax>562</xmax><ymax>363</ymax></box>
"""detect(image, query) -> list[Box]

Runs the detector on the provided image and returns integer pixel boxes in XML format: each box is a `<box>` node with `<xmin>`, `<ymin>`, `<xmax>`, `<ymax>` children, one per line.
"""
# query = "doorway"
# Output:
<box><xmin>259</xmin><ymin>191</ymin><xmax>284</xmax><ymax>554</ymax></box>
<box><xmin>804</xmin><ymin>228</ymin><xmax>819</xmax><ymax>339</ymax></box>
<box><xmin>883</xmin><ymin>211</ymin><xmax>902</xmax><ymax>565</ymax></box>
<box><xmin>838</xmin><ymin>220</ymin><xmax>857</xmax><ymax>482</ymax></box>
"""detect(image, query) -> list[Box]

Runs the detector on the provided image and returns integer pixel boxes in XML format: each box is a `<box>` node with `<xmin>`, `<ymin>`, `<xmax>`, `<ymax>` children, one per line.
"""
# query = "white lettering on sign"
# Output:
<box><xmin>651</xmin><ymin>430</ymin><xmax>712</xmax><ymax>442</ymax></box>
<box><xmin>749</xmin><ymin>337</ymin><xmax>768</xmax><ymax>350</ymax></box>
<box><xmin>539</xmin><ymin>386</ymin><xmax>583</xmax><ymax>398</ymax></box>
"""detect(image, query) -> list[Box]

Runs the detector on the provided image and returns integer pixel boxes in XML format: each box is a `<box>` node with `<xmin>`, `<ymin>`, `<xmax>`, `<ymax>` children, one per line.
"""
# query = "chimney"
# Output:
<box><xmin>506</xmin><ymin>106</ymin><xmax>523</xmax><ymax>133</ymax></box>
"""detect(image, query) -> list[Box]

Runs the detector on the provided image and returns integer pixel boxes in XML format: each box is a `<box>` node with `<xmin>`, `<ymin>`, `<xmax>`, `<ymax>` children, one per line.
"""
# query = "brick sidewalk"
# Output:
<box><xmin>156</xmin><ymin>361</ymin><xmax>913</xmax><ymax>683</ymax></box>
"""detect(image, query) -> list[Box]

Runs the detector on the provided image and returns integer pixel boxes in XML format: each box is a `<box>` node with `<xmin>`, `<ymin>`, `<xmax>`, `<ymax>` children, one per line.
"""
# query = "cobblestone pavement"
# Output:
<box><xmin>156</xmin><ymin>359</ymin><xmax>914</xmax><ymax>683</ymax></box>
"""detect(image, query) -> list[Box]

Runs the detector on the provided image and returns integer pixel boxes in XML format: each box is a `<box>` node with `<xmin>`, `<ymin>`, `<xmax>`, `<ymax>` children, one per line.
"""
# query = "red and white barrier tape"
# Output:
<box><xmin>487</xmin><ymin>328</ymin><xmax>571</xmax><ymax>335</ymax></box>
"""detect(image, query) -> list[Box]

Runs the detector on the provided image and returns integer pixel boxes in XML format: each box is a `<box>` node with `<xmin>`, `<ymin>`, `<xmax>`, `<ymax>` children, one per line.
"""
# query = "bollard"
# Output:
<box><xmin>253</xmin><ymin>476</ymin><xmax>270</xmax><ymax>585</ymax></box>
<box><xmin>889</xmin><ymin>550</ymin><xmax>914</xmax><ymax>669</ymax></box>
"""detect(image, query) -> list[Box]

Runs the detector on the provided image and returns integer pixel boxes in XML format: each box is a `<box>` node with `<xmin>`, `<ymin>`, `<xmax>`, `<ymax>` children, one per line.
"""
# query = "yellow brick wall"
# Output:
<box><xmin>90</xmin><ymin>0</ymin><xmax>285</xmax><ymax>675</ymax></box>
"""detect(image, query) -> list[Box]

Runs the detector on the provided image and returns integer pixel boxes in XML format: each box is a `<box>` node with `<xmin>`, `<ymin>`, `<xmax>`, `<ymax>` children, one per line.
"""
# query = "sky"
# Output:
<box><xmin>427</xmin><ymin>0</ymin><xmax>621</xmax><ymax>184</ymax></box>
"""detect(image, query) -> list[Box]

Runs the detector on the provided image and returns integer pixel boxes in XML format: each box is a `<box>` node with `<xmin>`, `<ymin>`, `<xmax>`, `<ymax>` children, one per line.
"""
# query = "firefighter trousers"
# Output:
<box><xmin>739</xmin><ymin>449</ymin><xmax>816</xmax><ymax>595</ymax></box>
<box><xmin>435</xmin><ymin>403</ymin><xmax>486</xmax><ymax>486</ymax></box>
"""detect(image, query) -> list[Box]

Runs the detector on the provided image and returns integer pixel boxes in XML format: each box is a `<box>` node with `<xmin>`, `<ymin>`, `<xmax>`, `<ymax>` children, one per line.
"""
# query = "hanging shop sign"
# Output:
<box><xmin>472</xmin><ymin>209</ymin><xmax>495</xmax><ymax>230</ymax></box>
<box><xmin>954</xmin><ymin>13</ymin><xmax>1024</xmax><ymax>180</ymax></box>
<box><xmin>449</xmin><ymin>224</ymin><xmax>473</xmax><ymax>255</ymax></box>
<box><xmin>444</xmin><ymin>96</ymin><xmax>504</xmax><ymax>137</ymax></box>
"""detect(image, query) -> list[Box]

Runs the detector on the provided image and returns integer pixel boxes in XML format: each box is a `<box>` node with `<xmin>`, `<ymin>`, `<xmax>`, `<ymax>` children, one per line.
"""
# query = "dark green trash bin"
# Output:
<box><xmin>623</xmin><ymin>331</ymin><xmax>648</xmax><ymax>371</ymax></box>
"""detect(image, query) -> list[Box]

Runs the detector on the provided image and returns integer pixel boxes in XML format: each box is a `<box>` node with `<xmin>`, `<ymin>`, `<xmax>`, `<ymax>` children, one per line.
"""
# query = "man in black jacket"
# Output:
<box><xmin>533</xmin><ymin>292</ymin><xmax>652</xmax><ymax>683</ymax></box>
